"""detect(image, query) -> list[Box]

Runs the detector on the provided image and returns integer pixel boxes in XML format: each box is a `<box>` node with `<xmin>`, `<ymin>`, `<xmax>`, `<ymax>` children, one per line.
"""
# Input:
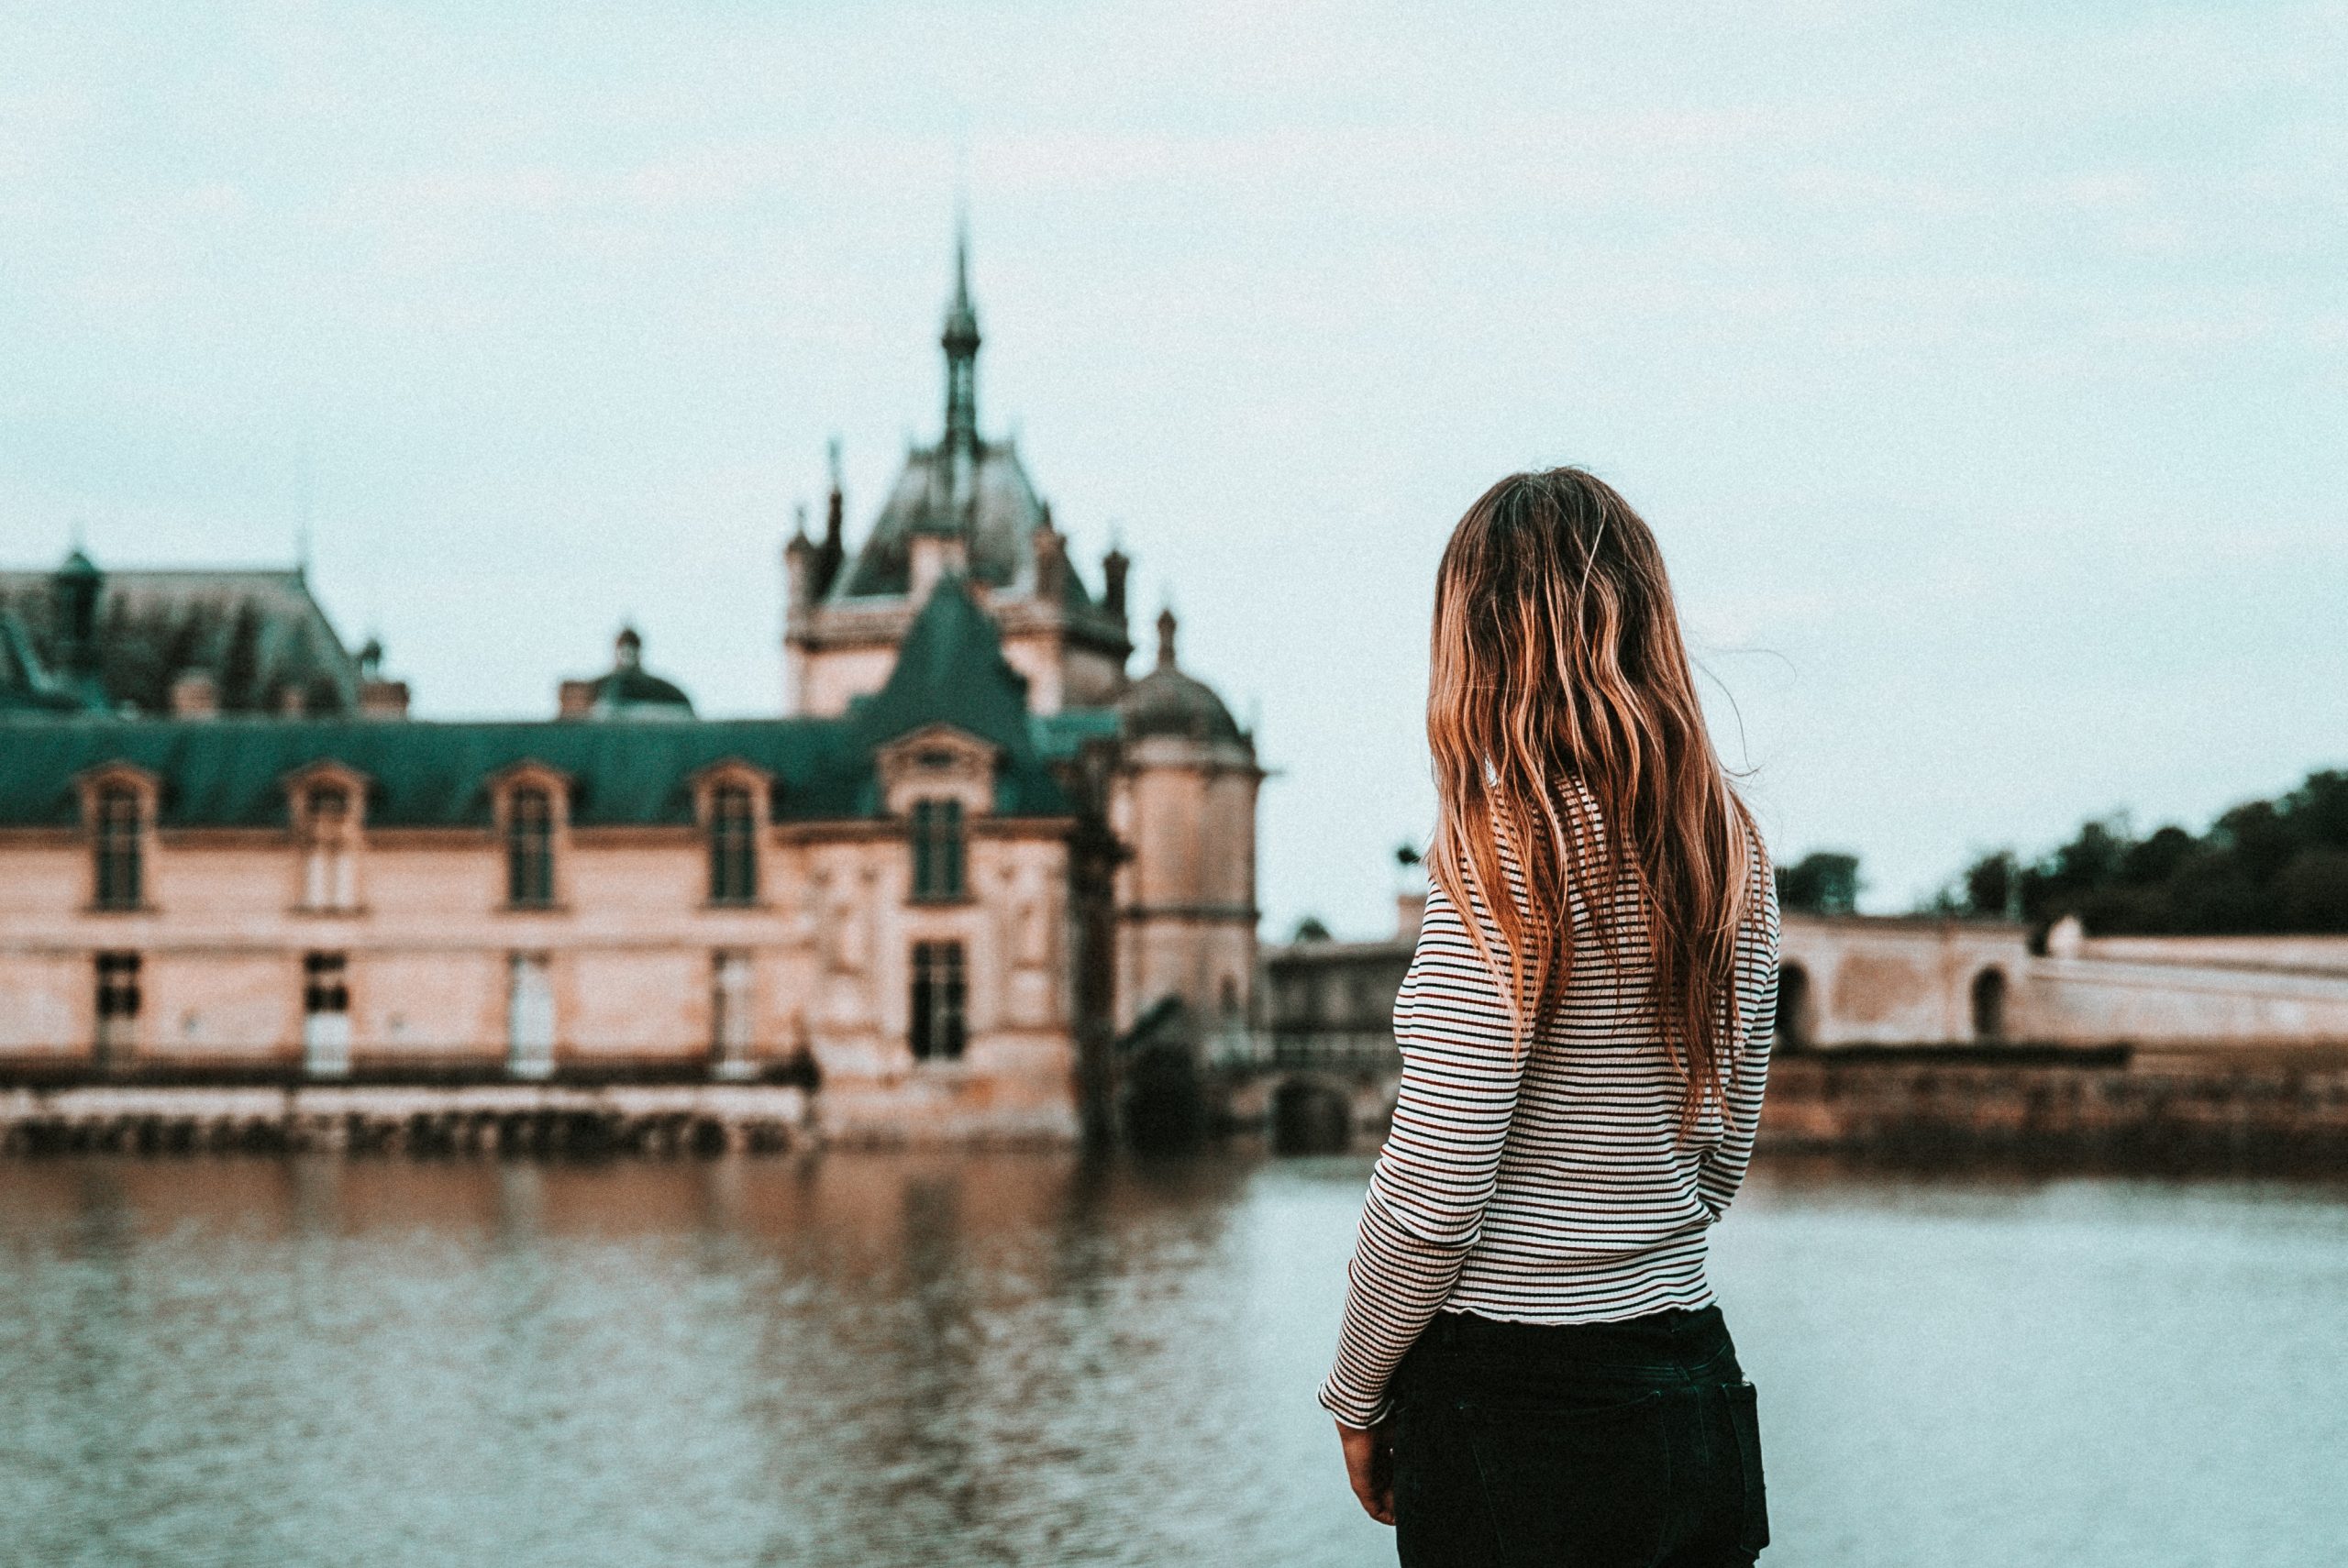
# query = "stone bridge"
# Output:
<box><xmin>1121</xmin><ymin>905</ymin><xmax>2348</xmax><ymax>1155</ymax></box>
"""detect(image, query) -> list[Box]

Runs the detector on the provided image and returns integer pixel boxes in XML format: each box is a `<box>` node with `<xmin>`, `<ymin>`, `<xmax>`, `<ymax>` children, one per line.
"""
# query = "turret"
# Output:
<box><xmin>51</xmin><ymin>547</ymin><xmax>101</xmax><ymax>673</ymax></box>
<box><xmin>1101</xmin><ymin>545</ymin><xmax>1130</xmax><ymax>622</ymax></box>
<box><xmin>1111</xmin><ymin>605</ymin><xmax>1263</xmax><ymax>1032</ymax></box>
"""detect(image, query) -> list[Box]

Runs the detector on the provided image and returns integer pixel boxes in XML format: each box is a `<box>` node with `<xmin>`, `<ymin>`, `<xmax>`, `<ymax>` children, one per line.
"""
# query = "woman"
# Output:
<box><xmin>1321</xmin><ymin>468</ymin><xmax>1780</xmax><ymax>1567</ymax></box>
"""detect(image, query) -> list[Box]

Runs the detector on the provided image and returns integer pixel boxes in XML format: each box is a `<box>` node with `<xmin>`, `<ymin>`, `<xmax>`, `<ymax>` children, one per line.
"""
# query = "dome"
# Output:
<box><xmin>586</xmin><ymin>627</ymin><xmax>693</xmax><ymax>719</ymax></box>
<box><xmin>1117</xmin><ymin>609</ymin><xmax>1242</xmax><ymax>745</ymax></box>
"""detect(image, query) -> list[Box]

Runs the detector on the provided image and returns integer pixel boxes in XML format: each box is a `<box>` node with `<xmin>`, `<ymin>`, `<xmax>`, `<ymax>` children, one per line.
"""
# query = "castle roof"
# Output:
<box><xmin>570</xmin><ymin>627</ymin><xmax>694</xmax><ymax>720</ymax></box>
<box><xmin>0</xmin><ymin>610</ymin><xmax>84</xmax><ymax>714</ymax></box>
<box><xmin>1116</xmin><ymin>608</ymin><xmax>1244</xmax><ymax>745</ymax></box>
<box><xmin>0</xmin><ymin>581</ymin><xmax>1075</xmax><ymax>830</ymax></box>
<box><xmin>0</xmin><ymin>556</ymin><xmax>364</xmax><ymax>716</ymax></box>
<box><xmin>830</xmin><ymin>438</ymin><xmax>1082</xmax><ymax>604</ymax></box>
<box><xmin>848</xmin><ymin>575</ymin><xmax>1034</xmax><ymax>756</ymax></box>
<box><xmin>824</xmin><ymin>233</ymin><xmax>1107</xmax><ymax>627</ymax></box>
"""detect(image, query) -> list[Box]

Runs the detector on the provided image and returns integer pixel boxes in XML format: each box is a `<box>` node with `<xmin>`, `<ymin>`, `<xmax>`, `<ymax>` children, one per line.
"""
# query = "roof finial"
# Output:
<box><xmin>615</xmin><ymin>624</ymin><xmax>642</xmax><ymax>668</ymax></box>
<box><xmin>1156</xmin><ymin>606</ymin><xmax>1179</xmax><ymax>669</ymax></box>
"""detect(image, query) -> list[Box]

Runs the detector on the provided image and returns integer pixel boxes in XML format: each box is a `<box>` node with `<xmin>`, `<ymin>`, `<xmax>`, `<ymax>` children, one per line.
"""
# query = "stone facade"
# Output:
<box><xmin>0</xmin><ymin>240</ymin><xmax>1263</xmax><ymax>1147</ymax></box>
<box><xmin>1778</xmin><ymin>913</ymin><xmax>2348</xmax><ymax>1050</ymax></box>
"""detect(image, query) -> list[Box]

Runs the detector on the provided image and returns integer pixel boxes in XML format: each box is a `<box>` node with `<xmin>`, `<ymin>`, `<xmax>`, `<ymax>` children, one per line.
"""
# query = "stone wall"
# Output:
<box><xmin>0</xmin><ymin>1082</ymin><xmax>812</xmax><ymax>1156</ymax></box>
<box><xmin>1761</xmin><ymin>1046</ymin><xmax>2348</xmax><ymax>1168</ymax></box>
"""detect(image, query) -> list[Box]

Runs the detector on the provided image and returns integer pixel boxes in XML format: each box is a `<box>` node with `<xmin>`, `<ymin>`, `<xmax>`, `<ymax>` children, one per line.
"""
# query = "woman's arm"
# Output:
<box><xmin>1318</xmin><ymin>882</ymin><xmax>1533</xmax><ymax>1429</ymax></box>
<box><xmin>1696</xmin><ymin>839</ymin><xmax>1781</xmax><ymax>1220</ymax></box>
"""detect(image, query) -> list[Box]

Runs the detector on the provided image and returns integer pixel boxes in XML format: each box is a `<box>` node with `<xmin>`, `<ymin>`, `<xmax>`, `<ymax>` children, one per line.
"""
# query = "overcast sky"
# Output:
<box><xmin>4</xmin><ymin>0</ymin><xmax>2342</xmax><ymax>936</ymax></box>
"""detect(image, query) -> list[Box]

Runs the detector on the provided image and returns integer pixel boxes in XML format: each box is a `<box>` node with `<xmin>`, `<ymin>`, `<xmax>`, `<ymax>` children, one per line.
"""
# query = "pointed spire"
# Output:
<box><xmin>940</xmin><ymin>211</ymin><xmax>981</xmax><ymax>478</ymax></box>
<box><xmin>1156</xmin><ymin>607</ymin><xmax>1179</xmax><ymax>669</ymax></box>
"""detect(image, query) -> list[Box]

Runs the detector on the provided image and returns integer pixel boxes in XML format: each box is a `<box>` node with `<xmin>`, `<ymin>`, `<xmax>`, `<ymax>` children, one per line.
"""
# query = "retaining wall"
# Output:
<box><xmin>1761</xmin><ymin>1046</ymin><xmax>2348</xmax><ymax>1169</ymax></box>
<box><xmin>0</xmin><ymin>1082</ymin><xmax>811</xmax><ymax>1157</ymax></box>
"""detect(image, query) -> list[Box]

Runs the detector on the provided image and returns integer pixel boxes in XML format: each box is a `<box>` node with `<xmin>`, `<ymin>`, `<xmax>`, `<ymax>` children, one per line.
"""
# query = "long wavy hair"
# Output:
<box><xmin>1426</xmin><ymin>467</ymin><xmax>1759</xmax><ymax>1129</ymax></box>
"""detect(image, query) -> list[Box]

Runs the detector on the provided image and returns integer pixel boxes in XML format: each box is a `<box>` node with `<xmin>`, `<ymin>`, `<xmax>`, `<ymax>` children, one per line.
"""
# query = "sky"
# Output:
<box><xmin>2</xmin><ymin>0</ymin><xmax>2342</xmax><ymax>937</ymax></box>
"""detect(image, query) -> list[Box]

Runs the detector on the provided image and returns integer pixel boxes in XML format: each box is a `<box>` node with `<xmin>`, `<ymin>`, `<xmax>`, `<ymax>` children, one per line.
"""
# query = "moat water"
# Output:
<box><xmin>0</xmin><ymin>1152</ymin><xmax>2342</xmax><ymax>1568</ymax></box>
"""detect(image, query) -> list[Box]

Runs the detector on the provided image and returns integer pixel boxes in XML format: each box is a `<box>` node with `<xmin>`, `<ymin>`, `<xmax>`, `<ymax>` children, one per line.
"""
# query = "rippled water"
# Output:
<box><xmin>0</xmin><ymin>1152</ymin><xmax>2343</xmax><ymax>1568</ymax></box>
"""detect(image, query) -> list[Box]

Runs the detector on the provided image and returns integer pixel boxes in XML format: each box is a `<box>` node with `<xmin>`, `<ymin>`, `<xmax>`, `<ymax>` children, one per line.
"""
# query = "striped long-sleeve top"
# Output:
<box><xmin>1318</xmin><ymin>791</ymin><xmax>1780</xmax><ymax>1429</ymax></box>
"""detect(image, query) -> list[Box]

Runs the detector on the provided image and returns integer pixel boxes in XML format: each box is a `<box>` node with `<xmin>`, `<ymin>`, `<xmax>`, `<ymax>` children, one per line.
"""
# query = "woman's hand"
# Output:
<box><xmin>1337</xmin><ymin>1417</ymin><xmax>1397</xmax><ymax>1526</ymax></box>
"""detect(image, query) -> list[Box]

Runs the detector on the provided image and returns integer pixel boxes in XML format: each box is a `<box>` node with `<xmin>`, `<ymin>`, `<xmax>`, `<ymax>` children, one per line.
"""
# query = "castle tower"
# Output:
<box><xmin>1110</xmin><ymin>608</ymin><xmax>1262</xmax><ymax>1033</ymax></box>
<box><xmin>782</xmin><ymin>230</ymin><xmax>1131</xmax><ymax>717</ymax></box>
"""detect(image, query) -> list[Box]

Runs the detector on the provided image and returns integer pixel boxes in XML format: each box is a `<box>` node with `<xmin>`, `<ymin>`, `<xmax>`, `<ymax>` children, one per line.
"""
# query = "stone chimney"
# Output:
<box><xmin>277</xmin><ymin>684</ymin><xmax>307</xmax><ymax>718</ymax></box>
<box><xmin>171</xmin><ymin>669</ymin><xmax>218</xmax><ymax>719</ymax></box>
<box><xmin>355</xmin><ymin>637</ymin><xmax>410</xmax><ymax>718</ymax></box>
<box><xmin>1396</xmin><ymin>891</ymin><xmax>1428</xmax><ymax>944</ymax></box>
<box><xmin>557</xmin><ymin>679</ymin><xmax>596</xmax><ymax>720</ymax></box>
<box><xmin>359</xmin><ymin>680</ymin><xmax>410</xmax><ymax>719</ymax></box>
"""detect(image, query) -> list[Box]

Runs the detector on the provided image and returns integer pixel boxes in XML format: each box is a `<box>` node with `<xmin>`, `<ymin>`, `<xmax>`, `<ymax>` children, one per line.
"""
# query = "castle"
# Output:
<box><xmin>0</xmin><ymin>238</ymin><xmax>1261</xmax><ymax>1144</ymax></box>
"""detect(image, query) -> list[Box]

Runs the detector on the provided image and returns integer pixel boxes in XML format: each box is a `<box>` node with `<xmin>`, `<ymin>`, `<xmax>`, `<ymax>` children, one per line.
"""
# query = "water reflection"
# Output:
<box><xmin>0</xmin><ymin>1154</ymin><xmax>2343</xmax><ymax>1568</ymax></box>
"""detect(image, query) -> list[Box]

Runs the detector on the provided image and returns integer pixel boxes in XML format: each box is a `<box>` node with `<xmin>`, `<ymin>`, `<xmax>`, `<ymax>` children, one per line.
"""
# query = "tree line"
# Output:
<box><xmin>1776</xmin><ymin>769</ymin><xmax>2348</xmax><ymax>934</ymax></box>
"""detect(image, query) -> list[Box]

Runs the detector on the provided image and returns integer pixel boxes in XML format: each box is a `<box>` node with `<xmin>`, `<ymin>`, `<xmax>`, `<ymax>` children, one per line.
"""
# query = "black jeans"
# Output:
<box><xmin>1390</xmin><ymin>1306</ymin><xmax>1768</xmax><ymax>1567</ymax></box>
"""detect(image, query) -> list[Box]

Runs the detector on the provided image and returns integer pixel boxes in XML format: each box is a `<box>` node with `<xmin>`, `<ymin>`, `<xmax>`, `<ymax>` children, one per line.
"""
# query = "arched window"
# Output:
<box><xmin>93</xmin><ymin>786</ymin><xmax>144</xmax><ymax>910</ymax></box>
<box><xmin>1775</xmin><ymin>963</ymin><xmax>1813</xmax><ymax>1049</ymax></box>
<box><xmin>506</xmin><ymin>787</ymin><xmax>555</xmax><ymax>908</ymax></box>
<box><xmin>708</xmin><ymin>785</ymin><xmax>758</xmax><ymax>904</ymax></box>
<box><xmin>303</xmin><ymin>784</ymin><xmax>357</xmax><ymax>911</ymax></box>
<box><xmin>1970</xmin><ymin>967</ymin><xmax>2009</xmax><ymax>1043</ymax></box>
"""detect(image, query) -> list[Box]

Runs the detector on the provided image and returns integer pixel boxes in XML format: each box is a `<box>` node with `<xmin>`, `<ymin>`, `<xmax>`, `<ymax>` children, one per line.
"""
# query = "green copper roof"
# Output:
<box><xmin>1032</xmin><ymin>706</ymin><xmax>1122</xmax><ymax>761</ymax></box>
<box><xmin>850</xmin><ymin>576</ymin><xmax>1034</xmax><ymax>756</ymax></box>
<box><xmin>839</xmin><ymin>575</ymin><xmax>1075</xmax><ymax>816</ymax></box>
<box><xmin>0</xmin><ymin>589</ymin><xmax>1079</xmax><ymax>828</ymax></box>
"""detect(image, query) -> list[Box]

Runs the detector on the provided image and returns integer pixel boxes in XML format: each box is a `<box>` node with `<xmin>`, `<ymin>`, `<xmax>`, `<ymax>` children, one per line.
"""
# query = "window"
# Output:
<box><xmin>303</xmin><ymin>784</ymin><xmax>357</xmax><ymax>911</ymax></box>
<box><xmin>909</xmin><ymin>940</ymin><xmax>967</xmax><ymax>1061</ymax></box>
<box><xmin>1970</xmin><ymin>967</ymin><xmax>2009</xmax><ymax>1043</ymax></box>
<box><xmin>712</xmin><ymin>950</ymin><xmax>753</xmax><ymax>1071</ymax></box>
<box><xmin>94</xmin><ymin>786</ymin><xmax>143</xmax><ymax>910</ymax></box>
<box><xmin>303</xmin><ymin>951</ymin><xmax>349</xmax><ymax>1015</ymax></box>
<box><xmin>506</xmin><ymin>787</ymin><xmax>555</xmax><ymax>908</ymax></box>
<box><xmin>507</xmin><ymin>952</ymin><xmax>555</xmax><ymax>1078</ymax></box>
<box><xmin>910</xmin><ymin>799</ymin><xmax>965</xmax><ymax>901</ymax></box>
<box><xmin>94</xmin><ymin>951</ymin><xmax>140</xmax><ymax>1063</ymax></box>
<box><xmin>708</xmin><ymin>785</ymin><xmax>759</xmax><ymax>905</ymax></box>
<box><xmin>1775</xmin><ymin>964</ymin><xmax>1813</xmax><ymax>1049</ymax></box>
<box><xmin>303</xmin><ymin>952</ymin><xmax>351</xmax><ymax>1076</ymax></box>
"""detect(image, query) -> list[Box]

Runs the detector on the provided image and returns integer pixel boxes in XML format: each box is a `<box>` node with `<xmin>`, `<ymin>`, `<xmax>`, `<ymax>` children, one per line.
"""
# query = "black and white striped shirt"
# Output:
<box><xmin>1319</xmin><ymin>794</ymin><xmax>1779</xmax><ymax>1429</ymax></box>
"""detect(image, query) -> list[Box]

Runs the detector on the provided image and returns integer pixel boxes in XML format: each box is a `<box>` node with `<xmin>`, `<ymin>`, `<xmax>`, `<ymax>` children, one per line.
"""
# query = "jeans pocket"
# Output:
<box><xmin>1724</xmin><ymin>1379</ymin><xmax>1770</xmax><ymax>1554</ymax></box>
<box><xmin>1458</xmin><ymin>1388</ymin><xmax>1671</xmax><ymax>1568</ymax></box>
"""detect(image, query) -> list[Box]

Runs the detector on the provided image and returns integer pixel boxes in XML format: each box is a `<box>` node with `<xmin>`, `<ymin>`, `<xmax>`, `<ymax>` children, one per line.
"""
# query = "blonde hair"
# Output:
<box><xmin>1426</xmin><ymin>468</ymin><xmax>1758</xmax><ymax>1129</ymax></box>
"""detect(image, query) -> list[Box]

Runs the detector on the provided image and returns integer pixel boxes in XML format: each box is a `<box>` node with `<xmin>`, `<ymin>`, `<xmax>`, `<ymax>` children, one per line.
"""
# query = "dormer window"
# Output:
<box><xmin>94</xmin><ymin>786</ymin><xmax>144</xmax><ymax>910</ymax></box>
<box><xmin>506</xmin><ymin>787</ymin><xmax>556</xmax><ymax>908</ymax></box>
<box><xmin>301</xmin><ymin>784</ymin><xmax>359</xmax><ymax>911</ymax></box>
<box><xmin>489</xmin><ymin>761</ymin><xmax>570</xmax><ymax>912</ymax></box>
<box><xmin>709</xmin><ymin>784</ymin><xmax>758</xmax><ymax>905</ymax></box>
<box><xmin>79</xmin><ymin>764</ymin><xmax>160</xmax><ymax>912</ymax></box>
<box><xmin>910</xmin><ymin>799</ymin><xmax>965</xmax><ymax>901</ymax></box>
<box><xmin>691</xmin><ymin>762</ymin><xmax>773</xmax><ymax>910</ymax></box>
